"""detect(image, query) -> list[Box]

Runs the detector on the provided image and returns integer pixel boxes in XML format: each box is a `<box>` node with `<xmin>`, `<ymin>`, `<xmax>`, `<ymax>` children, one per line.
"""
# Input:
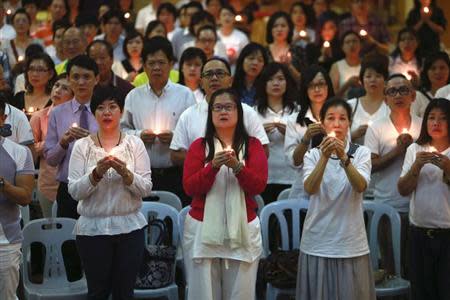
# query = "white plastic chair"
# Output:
<box><xmin>363</xmin><ymin>201</ymin><xmax>410</xmax><ymax>297</ymax></box>
<box><xmin>134</xmin><ymin>202</ymin><xmax>180</xmax><ymax>300</ymax></box>
<box><xmin>259</xmin><ymin>199</ymin><xmax>309</xmax><ymax>300</ymax></box>
<box><xmin>20</xmin><ymin>205</ymin><xmax>30</xmax><ymax>226</ymax></box>
<box><xmin>254</xmin><ymin>194</ymin><xmax>265</xmax><ymax>216</ymax></box>
<box><xmin>277</xmin><ymin>188</ymin><xmax>292</xmax><ymax>201</ymax></box>
<box><xmin>178</xmin><ymin>206</ymin><xmax>191</xmax><ymax>300</ymax></box>
<box><xmin>143</xmin><ymin>190</ymin><xmax>183</xmax><ymax>211</ymax></box>
<box><xmin>21</xmin><ymin>218</ymin><xmax>88</xmax><ymax>300</ymax></box>
<box><xmin>51</xmin><ymin>201</ymin><xmax>58</xmax><ymax>218</ymax></box>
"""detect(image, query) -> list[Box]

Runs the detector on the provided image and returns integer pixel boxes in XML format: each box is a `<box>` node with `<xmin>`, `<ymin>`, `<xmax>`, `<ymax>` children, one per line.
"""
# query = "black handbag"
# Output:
<box><xmin>259</xmin><ymin>249</ymin><xmax>300</xmax><ymax>289</ymax></box>
<box><xmin>135</xmin><ymin>219</ymin><xmax>177</xmax><ymax>289</ymax></box>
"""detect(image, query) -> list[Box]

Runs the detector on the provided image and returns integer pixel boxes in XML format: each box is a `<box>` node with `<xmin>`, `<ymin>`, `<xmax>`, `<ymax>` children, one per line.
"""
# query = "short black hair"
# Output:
<box><xmin>420</xmin><ymin>51</ymin><xmax>450</xmax><ymax>91</ymax></box>
<box><xmin>67</xmin><ymin>55</ymin><xmax>99</xmax><ymax>76</ymax></box>
<box><xmin>189</xmin><ymin>11</ymin><xmax>215</xmax><ymax>36</ymax></box>
<box><xmin>319</xmin><ymin>97</ymin><xmax>353</xmax><ymax>124</ymax></box>
<box><xmin>179</xmin><ymin>47</ymin><xmax>207</xmax><ymax>85</ymax></box>
<box><xmin>340</xmin><ymin>30</ymin><xmax>361</xmax><ymax>46</ymax></box>
<box><xmin>359</xmin><ymin>52</ymin><xmax>389</xmax><ymax>83</ymax></box>
<box><xmin>101</xmin><ymin>9</ymin><xmax>124</xmax><ymax>26</ymax></box>
<box><xmin>141</xmin><ymin>36</ymin><xmax>174</xmax><ymax>63</ymax></box>
<box><xmin>416</xmin><ymin>98</ymin><xmax>450</xmax><ymax>145</ymax></box>
<box><xmin>201</xmin><ymin>57</ymin><xmax>231</xmax><ymax>75</ymax></box>
<box><xmin>87</xmin><ymin>40</ymin><xmax>114</xmax><ymax>59</ymax></box>
<box><xmin>220</xmin><ymin>4</ymin><xmax>236</xmax><ymax>15</ymax></box>
<box><xmin>52</xmin><ymin>19</ymin><xmax>71</xmax><ymax>40</ymax></box>
<box><xmin>75</xmin><ymin>13</ymin><xmax>100</xmax><ymax>28</ymax></box>
<box><xmin>144</xmin><ymin>20</ymin><xmax>166</xmax><ymax>38</ymax></box>
<box><xmin>157</xmin><ymin>2</ymin><xmax>178</xmax><ymax>19</ymax></box>
<box><xmin>185</xmin><ymin>1</ymin><xmax>204</xmax><ymax>11</ymax></box>
<box><xmin>195</xmin><ymin>24</ymin><xmax>217</xmax><ymax>40</ymax></box>
<box><xmin>90</xmin><ymin>86</ymin><xmax>125</xmax><ymax>113</ymax></box>
<box><xmin>266</xmin><ymin>11</ymin><xmax>294</xmax><ymax>44</ymax></box>
<box><xmin>12</xmin><ymin>8</ymin><xmax>31</xmax><ymax>25</ymax></box>
<box><xmin>123</xmin><ymin>30</ymin><xmax>144</xmax><ymax>59</ymax></box>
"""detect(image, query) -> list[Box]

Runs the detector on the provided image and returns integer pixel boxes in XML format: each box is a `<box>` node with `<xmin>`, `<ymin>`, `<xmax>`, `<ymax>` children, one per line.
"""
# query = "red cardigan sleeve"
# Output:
<box><xmin>236</xmin><ymin>137</ymin><xmax>268</xmax><ymax>196</ymax></box>
<box><xmin>183</xmin><ymin>138</ymin><xmax>220</xmax><ymax>197</ymax></box>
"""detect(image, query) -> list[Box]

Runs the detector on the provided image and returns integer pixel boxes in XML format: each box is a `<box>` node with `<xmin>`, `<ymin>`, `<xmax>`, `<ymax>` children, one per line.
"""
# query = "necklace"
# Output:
<box><xmin>97</xmin><ymin>131</ymin><xmax>122</xmax><ymax>149</ymax></box>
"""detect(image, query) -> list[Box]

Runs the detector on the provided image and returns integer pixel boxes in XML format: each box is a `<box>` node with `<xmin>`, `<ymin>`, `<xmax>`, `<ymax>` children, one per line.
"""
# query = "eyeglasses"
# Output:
<box><xmin>308</xmin><ymin>81</ymin><xmax>327</xmax><ymax>90</ymax></box>
<box><xmin>96</xmin><ymin>103</ymin><xmax>120</xmax><ymax>113</ymax></box>
<box><xmin>201</xmin><ymin>69</ymin><xmax>230</xmax><ymax>79</ymax></box>
<box><xmin>212</xmin><ymin>103</ymin><xmax>236</xmax><ymax>112</ymax></box>
<box><xmin>385</xmin><ymin>86</ymin><xmax>410</xmax><ymax>97</ymax></box>
<box><xmin>28</xmin><ymin>67</ymin><xmax>49</xmax><ymax>73</ymax></box>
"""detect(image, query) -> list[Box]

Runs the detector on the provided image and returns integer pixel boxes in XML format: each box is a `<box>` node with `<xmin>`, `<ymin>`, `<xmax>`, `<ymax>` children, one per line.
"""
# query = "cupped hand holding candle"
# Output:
<box><xmin>401</xmin><ymin>128</ymin><xmax>409</xmax><ymax>134</ymax></box>
<box><xmin>72</xmin><ymin>122</ymin><xmax>78</xmax><ymax>127</ymax></box>
<box><xmin>423</xmin><ymin>6</ymin><xmax>430</xmax><ymax>14</ymax></box>
<box><xmin>157</xmin><ymin>130</ymin><xmax>173</xmax><ymax>144</ymax></box>
<box><xmin>328</xmin><ymin>131</ymin><xmax>336</xmax><ymax>138</ymax></box>
<box><xmin>299</xmin><ymin>30</ymin><xmax>307</xmax><ymax>38</ymax></box>
<box><xmin>235</xmin><ymin>15</ymin><xmax>242</xmax><ymax>22</ymax></box>
<box><xmin>124</xmin><ymin>12</ymin><xmax>130</xmax><ymax>19</ymax></box>
<box><xmin>323</xmin><ymin>41</ymin><xmax>330</xmax><ymax>48</ymax></box>
<box><xmin>359</xmin><ymin>29</ymin><xmax>368</xmax><ymax>37</ymax></box>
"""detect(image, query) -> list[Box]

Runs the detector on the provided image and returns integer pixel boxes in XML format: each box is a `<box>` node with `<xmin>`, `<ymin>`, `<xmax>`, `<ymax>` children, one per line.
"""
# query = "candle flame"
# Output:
<box><xmin>299</xmin><ymin>30</ymin><xmax>307</xmax><ymax>37</ymax></box>
<box><xmin>18</xmin><ymin>55</ymin><xmax>24</xmax><ymax>62</ymax></box>
<box><xmin>273</xmin><ymin>117</ymin><xmax>280</xmax><ymax>123</ymax></box>
<box><xmin>359</xmin><ymin>29</ymin><xmax>367</xmax><ymax>37</ymax></box>
<box><xmin>28</xmin><ymin>106</ymin><xmax>35</xmax><ymax>113</ymax></box>
<box><xmin>72</xmin><ymin>122</ymin><xmax>78</xmax><ymax>127</ymax></box>
<box><xmin>367</xmin><ymin>120</ymin><xmax>373</xmax><ymax>126</ymax></box>
<box><xmin>328</xmin><ymin>131</ymin><xmax>336</xmax><ymax>138</ymax></box>
<box><xmin>124</xmin><ymin>12</ymin><xmax>130</xmax><ymax>19</ymax></box>
<box><xmin>6</xmin><ymin>9</ymin><xmax>12</xmax><ymax>15</ymax></box>
<box><xmin>429</xmin><ymin>146</ymin><xmax>437</xmax><ymax>152</ymax></box>
<box><xmin>323</xmin><ymin>41</ymin><xmax>330</xmax><ymax>48</ymax></box>
<box><xmin>153</xmin><ymin>130</ymin><xmax>160</xmax><ymax>135</ymax></box>
<box><xmin>423</xmin><ymin>6</ymin><xmax>430</xmax><ymax>13</ymax></box>
<box><xmin>402</xmin><ymin>128</ymin><xmax>408</xmax><ymax>134</ymax></box>
<box><xmin>235</xmin><ymin>15</ymin><xmax>242</xmax><ymax>22</ymax></box>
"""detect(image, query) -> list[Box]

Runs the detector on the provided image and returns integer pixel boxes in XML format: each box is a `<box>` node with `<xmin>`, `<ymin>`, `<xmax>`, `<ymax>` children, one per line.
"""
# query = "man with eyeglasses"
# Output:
<box><xmin>121</xmin><ymin>37</ymin><xmax>195</xmax><ymax>203</ymax></box>
<box><xmin>93</xmin><ymin>10</ymin><xmax>126</xmax><ymax>62</ymax></box>
<box><xmin>364</xmin><ymin>73</ymin><xmax>422</xmax><ymax>277</ymax></box>
<box><xmin>55</xmin><ymin>26</ymin><xmax>88</xmax><ymax>75</ymax></box>
<box><xmin>170</xmin><ymin>57</ymin><xmax>268</xmax><ymax>172</ymax></box>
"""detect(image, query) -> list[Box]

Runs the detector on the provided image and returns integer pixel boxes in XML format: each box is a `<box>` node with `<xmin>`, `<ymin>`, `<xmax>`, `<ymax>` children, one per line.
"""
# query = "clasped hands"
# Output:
<box><xmin>141</xmin><ymin>129</ymin><xmax>173</xmax><ymax>144</ymax></box>
<box><xmin>95</xmin><ymin>155</ymin><xmax>130</xmax><ymax>179</ymax></box>
<box><xmin>212</xmin><ymin>149</ymin><xmax>240</xmax><ymax>170</ymax></box>
<box><xmin>319</xmin><ymin>136</ymin><xmax>347</xmax><ymax>160</ymax></box>
<box><xmin>60</xmin><ymin>126</ymin><xmax>90</xmax><ymax>148</ymax></box>
<box><xmin>264</xmin><ymin>122</ymin><xmax>287</xmax><ymax>135</ymax></box>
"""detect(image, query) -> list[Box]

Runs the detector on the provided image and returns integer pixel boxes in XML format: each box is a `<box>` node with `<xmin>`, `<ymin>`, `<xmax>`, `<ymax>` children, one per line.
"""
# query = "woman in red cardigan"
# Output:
<box><xmin>182</xmin><ymin>88</ymin><xmax>268</xmax><ymax>300</ymax></box>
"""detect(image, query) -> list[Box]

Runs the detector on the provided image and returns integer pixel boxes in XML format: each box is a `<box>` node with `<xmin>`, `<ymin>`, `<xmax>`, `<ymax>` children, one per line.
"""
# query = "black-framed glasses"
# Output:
<box><xmin>308</xmin><ymin>81</ymin><xmax>327</xmax><ymax>90</ymax></box>
<box><xmin>385</xmin><ymin>86</ymin><xmax>410</xmax><ymax>97</ymax></box>
<box><xmin>201</xmin><ymin>69</ymin><xmax>230</xmax><ymax>79</ymax></box>
<box><xmin>212</xmin><ymin>103</ymin><xmax>236</xmax><ymax>112</ymax></box>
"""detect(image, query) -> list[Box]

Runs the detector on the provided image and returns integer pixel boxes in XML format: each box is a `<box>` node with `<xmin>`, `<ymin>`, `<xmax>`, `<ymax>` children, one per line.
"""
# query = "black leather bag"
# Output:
<box><xmin>260</xmin><ymin>249</ymin><xmax>300</xmax><ymax>289</ymax></box>
<box><xmin>135</xmin><ymin>219</ymin><xmax>177</xmax><ymax>289</ymax></box>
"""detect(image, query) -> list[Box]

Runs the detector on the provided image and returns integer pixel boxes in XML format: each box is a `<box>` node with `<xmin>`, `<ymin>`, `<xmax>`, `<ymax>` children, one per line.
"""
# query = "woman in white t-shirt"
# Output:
<box><xmin>348</xmin><ymin>53</ymin><xmax>390</xmax><ymax>144</ymax></box>
<box><xmin>284</xmin><ymin>65</ymin><xmax>333</xmax><ymax>200</ymax></box>
<box><xmin>217</xmin><ymin>5</ymin><xmax>249</xmax><ymax>69</ymax></box>
<box><xmin>412</xmin><ymin>51</ymin><xmax>450</xmax><ymax>118</ymax></box>
<box><xmin>398</xmin><ymin>98</ymin><xmax>450</xmax><ymax>300</ymax></box>
<box><xmin>296</xmin><ymin>98</ymin><xmax>375</xmax><ymax>300</ymax></box>
<box><xmin>254</xmin><ymin>62</ymin><xmax>298</xmax><ymax>203</ymax></box>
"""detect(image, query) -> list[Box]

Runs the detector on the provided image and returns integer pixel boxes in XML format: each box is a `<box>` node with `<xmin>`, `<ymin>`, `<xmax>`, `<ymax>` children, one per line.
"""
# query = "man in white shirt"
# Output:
<box><xmin>365</xmin><ymin>73</ymin><xmax>422</xmax><ymax>277</ymax></box>
<box><xmin>121</xmin><ymin>36</ymin><xmax>195</xmax><ymax>204</ymax></box>
<box><xmin>0</xmin><ymin>95</ymin><xmax>35</xmax><ymax>300</ymax></box>
<box><xmin>170</xmin><ymin>57</ymin><xmax>269</xmax><ymax>166</ymax></box>
<box><xmin>0</xmin><ymin>3</ymin><xmax>16</xmax><ymax>41</ymax></box>
<box><xmin>135</xmin><ymin>0</ymin><xmax>161</xmax><ymax>34</ymax></box>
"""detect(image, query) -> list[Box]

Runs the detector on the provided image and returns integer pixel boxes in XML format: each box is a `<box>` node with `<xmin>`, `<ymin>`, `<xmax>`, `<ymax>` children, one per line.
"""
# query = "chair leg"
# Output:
<box><xmin>169</xmin><ymin>286</ymin><xmax>179</xmax><ymax>300</ymax></box>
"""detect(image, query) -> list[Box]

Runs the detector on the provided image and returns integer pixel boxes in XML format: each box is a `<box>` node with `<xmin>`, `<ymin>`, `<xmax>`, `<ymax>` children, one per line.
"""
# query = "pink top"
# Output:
<box><xmin>30</xmin><ymin>106</ymin><xmax>58</xmax><ymax>201</ymax></box>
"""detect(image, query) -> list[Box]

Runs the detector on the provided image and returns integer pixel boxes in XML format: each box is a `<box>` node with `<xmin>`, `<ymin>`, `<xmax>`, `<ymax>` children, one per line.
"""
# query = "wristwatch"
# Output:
<box><xmin>0</xmin><ymin>177</ymin><xmax>5</xmax><ymax>191</ymax></box>
<box><xmin>340</xmin><ymin>156</ymin><xmax>351</xmax><ymax>168</ymax></box>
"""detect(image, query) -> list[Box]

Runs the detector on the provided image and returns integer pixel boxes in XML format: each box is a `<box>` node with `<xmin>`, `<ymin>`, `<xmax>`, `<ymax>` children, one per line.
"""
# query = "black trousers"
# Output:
<box><xmin>409</xmin><ymin>225</ymin><xmax>450</xmax><ymax>300</ymax></box>
<box><xmin>76</xmin><ymin>228</ymin><xmax>145</xmax><ymax>300</ymax></box>
<box><xmin>150</xmin><ymin>166</ymin><xmax>190</xmax><ymax>207</ymax></box>
<box><xmin>56</xmin><ymin>182</ymin><xmax>80</xmax><ymax>219</ymax></box>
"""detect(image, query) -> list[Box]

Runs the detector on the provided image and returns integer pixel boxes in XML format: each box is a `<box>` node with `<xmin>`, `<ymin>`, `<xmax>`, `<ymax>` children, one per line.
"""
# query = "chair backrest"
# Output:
<box><xmin>22</xmin><ymin>218</ymin><xmax>78</xmax><ymax>286</ymax></box>
<box><xmin>254</xmin><ymin>195</ymin><xmax>265</xmax><ymax>216</ymax></box>
<box><xmin>363</xmin><ymin>201</ymin><xmax>402</xmax><ymax>275</ymax></box>
<box><xmin>145</xmin><ymin>191</ymin><xmax>183</xmax><ymax>211</ymax></box>
<box><xmin>140</xmin><ymin>202</ymin><xmax>179</xmax><ymax>247</ymax></box>
<box><xmin>277</xmin><ymin>188</ymin><xmax>292</xmax><ymax>201</ymax></box>
<box><xmin>51</xmin><ymin>201</ymin><xmax>58</xmax><ymax>218</ymax></box>
<box><xmin>20</xmin><ymin>205</ymin><xmax>30</xmax><ymax>226</ymax></box>
<box><xmin>259</xmin><ymin>199</ymin><xmax>309</xmax><ymax>256</ymax></box>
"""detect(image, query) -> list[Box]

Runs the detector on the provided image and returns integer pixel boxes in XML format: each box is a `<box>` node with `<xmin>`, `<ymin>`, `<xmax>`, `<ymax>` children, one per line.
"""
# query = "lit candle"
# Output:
<box><xmin>323</xmin><ymin>41</ymin><xmax>330</xmax><ymax>48</ymax></box>
<box><xmin>359</xmin><ymin>29</ymin><xmax>368</xmax><ymax>37</ymax></box>
<box><xmin>27</xmin><ymin>106</ymin><xmax>35</xmax><ymax>113</ymax></box>
<box><xmin>367</xmin><ymin>120</ymin><xmax>373</xmax><ymax>126</ymax></box>
<box><xmin>423</xmin><ymin>6</ymin><xmax>430</xmax><ymax>14</ymax></box>
<box><xmin>72</xmin><ymin>122</ymin><xmax>78</xmax><ymax>127</ymax></box>
<box><xmin>401</xmin><ymin>128</ymin><xmax>408</xmax><ymax>134</ymax></box>
<box><xmin>18</xmin><ymin>55</ymin><xmax>24</xmax><ymax>62</ymax></box>
<box><xmin>429</xmin><ymin>146</ymin><xmax>437</xmax><ymax>152</ymax></box>
<box><xmin>235</xmin><ymin>15</ymin><xmax>243</xmax><ymax>22</ymax></box>
<box><xmin>153</xmin><ymin>129</ymin><xmax>160</xmax><ymax>135</ymax></box>
<box><xmin>405</xmin><ymin>73</ymin><xmax>412</xmax><ymax>80</ymax></box>
<box><xmin>299</xmin><ymin>30</ymin><xmax>307</xmax><ymax>38</ymax></box>
<box><xmin>273</xmin><ymin>117</ymin><xmax>281</xmax><ymax>124</ymax></box>
<box><xmin>328</xmin><ymin>131</ymin><xmax>336</xmax><ymax>138</ymax></box>
<box><xmin>124</xmin><ymin>12</ymin><xmax>130</xmax><ymax>19</ymax></box>
<box><xmin>6</xmin><ymin>9</ymin><xmax>12</xmax><ymax>15</ymax></box>
<box><xmin>286</xmin><ymin>51</ymin><xmax>292</xmax><ymax>59</ymax></box>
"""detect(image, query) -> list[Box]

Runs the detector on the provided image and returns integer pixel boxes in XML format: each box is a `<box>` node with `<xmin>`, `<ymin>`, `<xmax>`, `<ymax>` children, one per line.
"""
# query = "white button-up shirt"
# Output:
<box><xmin>170</xmin><ymin>98</ymin><xmax>269</xmax><ymax>152</ymax></box>
<box><xmin>121</xmin><ymin>81</ymin><xmax>196</xmax><ymax>168</ymax></box>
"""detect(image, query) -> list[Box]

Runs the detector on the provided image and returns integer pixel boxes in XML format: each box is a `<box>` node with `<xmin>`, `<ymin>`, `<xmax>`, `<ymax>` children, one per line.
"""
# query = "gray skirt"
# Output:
<box><xmin>296</xmin><ymin>251</ymin><xmax>376</xmax><ymax>300</ymax></box>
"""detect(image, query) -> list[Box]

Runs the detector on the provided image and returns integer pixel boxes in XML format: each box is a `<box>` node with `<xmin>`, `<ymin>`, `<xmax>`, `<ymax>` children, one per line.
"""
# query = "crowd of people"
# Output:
<box><xmin>0</xmin><ymin>0</ymin><xmax>449</xmax><ymax>299</ymax></box>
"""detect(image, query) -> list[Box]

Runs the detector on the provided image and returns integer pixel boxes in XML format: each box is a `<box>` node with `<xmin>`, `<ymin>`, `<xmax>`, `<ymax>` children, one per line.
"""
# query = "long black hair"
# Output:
<box><xmin>255</xmin><ymin>62</ymin><xmax>296</xmax><ymax>115</ymax></box>
<box><xmin>296</xmin><ymin>64</ymin><xmax>334</xmax><ymax>126</ymax></box>
<box><xmin>390</xmin><ymin>27</ymin><xmax>422</xmax><ymax>67</ymax></box>
<box><xmin>266</xmin><ymin>11</ymin><xmax>294</xmax><ymax>44</ymax></box>
<box><xmin>232</xmin><ymin>42</ymin><xmax>268</xmax><ymax>98</ymax></box>
<box><xmin>420</xmin><ymin>51</ymin><xmax>450</xmax><ymax>92</ymax></box>
<box><xmin>416</xmin><ymin>98</ymin><xmax>450</xmax><ymax>145</ymax></box>
<box><xmin>204</xmin><ymin>88</ymin><xmax>249</xmax><ymax>162</ymax></box>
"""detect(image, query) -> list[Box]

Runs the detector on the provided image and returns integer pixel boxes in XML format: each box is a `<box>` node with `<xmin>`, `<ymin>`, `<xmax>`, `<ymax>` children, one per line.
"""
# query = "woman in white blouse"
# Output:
<box><xmin>254</xmin><ymin>62</ymin><xmax>298</xmax><ymax>203</ymax></box>
<box><xmin>297</xmin><ymin>98</ymin><xmax>375</xmax><ymax>300</ymax></box>
<box><xmin>68</xmin><ymin>87</ymin><xmax>152</xmax><ymax>299</ymax></box>
<box><xmin>398</xmin><ymin>98</ymin><xmax>450</xmax><ymax>300</ymax></box>
<box><xmin>284</xmin><ymin>65</ymin><xmax>333</xmax><ymax>199</ymax></box>
<box><xmin>348</xmin><ymin>53</ymin><xmax>390</xmax><ymax>144</ymax></box>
